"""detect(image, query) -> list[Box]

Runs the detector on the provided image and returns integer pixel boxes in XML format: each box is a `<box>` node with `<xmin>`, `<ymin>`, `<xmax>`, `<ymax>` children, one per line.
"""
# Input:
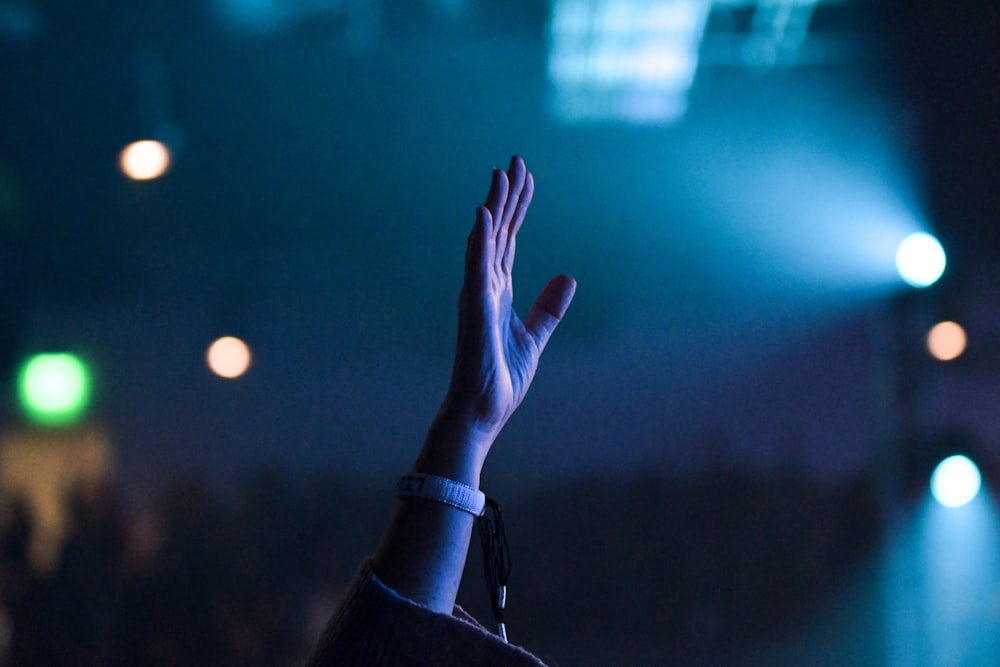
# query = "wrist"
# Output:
<box><xmin>412</xmin><ymin>406</ymin><xmax>498</xmax><ymax>488</ymax></box>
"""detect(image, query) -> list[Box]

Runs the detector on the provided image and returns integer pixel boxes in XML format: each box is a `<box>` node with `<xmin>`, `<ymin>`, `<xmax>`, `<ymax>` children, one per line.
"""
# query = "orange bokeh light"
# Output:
<box><xmin>119</xmin><ymin>140</ymin><xmax>172</xmax><ymax>181</ymax></box>
<box><xmin>206</xmin><ymin>336</ymin><xmax>252</xmax><ymax>379</ymax></box>
<box><xmin>927</xmin><ymin>321</ymin><xmax>967</xmax><ymax>362</ymax></box>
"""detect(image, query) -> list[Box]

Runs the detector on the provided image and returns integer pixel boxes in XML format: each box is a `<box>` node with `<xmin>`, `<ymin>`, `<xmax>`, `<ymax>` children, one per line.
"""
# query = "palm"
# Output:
<box><xmin>482</xmin><ymin>288</ymin><xmax>538</xmax><ymax>418</ymax></box>
<box><xmin>447</xmin><ymin>157</ymin><xmax>575</xmax><ymax>436</ymax></box>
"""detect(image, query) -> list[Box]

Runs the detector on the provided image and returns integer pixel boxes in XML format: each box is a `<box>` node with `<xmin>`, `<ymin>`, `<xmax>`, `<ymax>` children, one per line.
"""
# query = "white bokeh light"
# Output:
<box><xmin>896</xmin><ymin>232</ymin><xmax>946</xmax><ymax>288</ymax></box>
<box><xmin>931</xmin><ymin>455</ymin><xmax>982</xmax><ymax>508</ymax></box>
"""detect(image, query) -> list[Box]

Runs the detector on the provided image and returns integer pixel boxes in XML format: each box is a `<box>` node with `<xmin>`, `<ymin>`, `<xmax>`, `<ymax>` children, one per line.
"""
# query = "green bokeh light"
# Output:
<box><xmin>17</xmin><ymin>353</ymin><xmax>92</xmax><ymax>427</ymax></box>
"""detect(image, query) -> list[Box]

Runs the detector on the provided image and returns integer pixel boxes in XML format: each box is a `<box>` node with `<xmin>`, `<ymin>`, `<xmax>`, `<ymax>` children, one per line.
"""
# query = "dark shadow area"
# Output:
<box><xmin>0</xmin><ymin>466</ymin><xmax>883</xmax><ymax>665</ymax></box>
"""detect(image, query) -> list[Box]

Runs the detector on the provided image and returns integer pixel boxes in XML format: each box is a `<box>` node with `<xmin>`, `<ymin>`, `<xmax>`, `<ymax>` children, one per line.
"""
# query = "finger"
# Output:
<box><xmin>465</xmin><ymin>206</ymin><xmax>494</xmax><ymax>296</ymax></box>
<box><xmin>524</xmin><ymin>274</ymin><xmax>576</xmax><ymax>352</ymax></box>
<box><xmin>502</xmin><ymin>171</ymin><xmax>533</xmax><ymax>274</ymax></box>
<box><xmin>486</xmin><ymin>168</ymin><xmax>508</xmax><ymax>237</ymax></box>
<box><xmin>496</xmin><ymin>157</ymin><xmax>526</xmax><ymax>280</ymax></box>
<box><xmin>484</xmin><ymin>167</ymin><xmax>504</xmax><ymax>211</ymax></box>
<box><xmin>500</xmin><ymin>155</ymin><xmax>527</xmax><ymax>231</ymax></box>
<box><xmin>510</xmin><ymin>171</ymin><xmax>533</xmax><ymax>238</ymax></box>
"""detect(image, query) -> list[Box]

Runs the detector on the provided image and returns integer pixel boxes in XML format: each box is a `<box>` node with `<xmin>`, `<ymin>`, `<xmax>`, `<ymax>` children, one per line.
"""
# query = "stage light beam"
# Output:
<box><xmin>896</xmin><ymin>232</ymin><xmax>946</xmax><ymax>288</ymax></box>
<box><xmin>931</xmin><ymin>455</ymin><xmax>981</xmax><ymax>508</ymax></box>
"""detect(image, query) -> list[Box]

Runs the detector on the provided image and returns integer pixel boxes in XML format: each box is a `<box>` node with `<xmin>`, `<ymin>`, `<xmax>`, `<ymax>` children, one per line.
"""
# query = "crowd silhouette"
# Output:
<box><xmin>0</xmin><ymin>464</ymin><xmax>879</xmax><ymax>666</ymax></box>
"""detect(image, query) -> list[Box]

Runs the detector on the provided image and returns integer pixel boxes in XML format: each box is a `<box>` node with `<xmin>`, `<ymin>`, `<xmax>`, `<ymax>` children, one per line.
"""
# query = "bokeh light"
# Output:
<box><xmin>927</xmin><ymin>321</ymin><xmax>967</xmax><ymax>361</ymax></box>
<box><xmin>931</xmin><ymin>455</ymin><xmax>982</xmax><ymax>508</ymax></box>
<box><xmin>17</xmin><ymin>353</ymin><xmax>93</xmax><ymax>426</ymax></box>
<box><xmin>896</xmin><ymin>232</ymin><xmax>946</xmax><ymax>288</ymax></box>
<box><xmin>206</xmin><ymin>336</ymin><xmax>252</xmax><ymax>379</ymax></box>
<box><xmin>119</xmin><ymin>140</ymin><xmax>172</xmax><ymax>181</ymax></box>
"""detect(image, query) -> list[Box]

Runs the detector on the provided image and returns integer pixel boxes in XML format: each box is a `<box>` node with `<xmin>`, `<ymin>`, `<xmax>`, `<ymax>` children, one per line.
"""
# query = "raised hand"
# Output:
<box><xmin>439</xmin><ymin>156</ymin><xmax>576</xmax><ymax>464</ymax></box>
<box><xmin>373</xmin><ymin>156</ymin><xmax>576</xmax><ymax>616</ymax></box>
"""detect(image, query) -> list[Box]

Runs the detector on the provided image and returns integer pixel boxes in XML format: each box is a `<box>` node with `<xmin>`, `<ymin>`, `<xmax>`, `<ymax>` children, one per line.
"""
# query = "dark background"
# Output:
<box><xmin>1</xmin><ymin>0</ymin><xmax>998</xmax><ymax>664</ymax></box>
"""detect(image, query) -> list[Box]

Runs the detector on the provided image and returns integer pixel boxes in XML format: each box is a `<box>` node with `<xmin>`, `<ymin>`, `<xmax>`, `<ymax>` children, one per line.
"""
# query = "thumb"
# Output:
<box><xmin>524</xmin><ymin>274</ymin><xmax>577</xmax><ymax>351</ymax></box>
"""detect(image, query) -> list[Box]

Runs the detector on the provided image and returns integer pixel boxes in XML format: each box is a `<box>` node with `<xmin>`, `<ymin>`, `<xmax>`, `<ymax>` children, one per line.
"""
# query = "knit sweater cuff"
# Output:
<box><xmin>308</xmin><ymin>558</ymin><xmax>548</xmax><ymax>667</ymax></box>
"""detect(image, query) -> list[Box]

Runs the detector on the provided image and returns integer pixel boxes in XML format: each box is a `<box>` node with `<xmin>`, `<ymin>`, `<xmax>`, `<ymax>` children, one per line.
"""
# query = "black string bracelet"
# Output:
<box><xmin>396</xmin><ymin>474</ymin><xmax>511</xmax><ymax>641</ymax></box>
<box><xmin>477</xmin><ymin>497</ymin><xmax>511</xmax><ymax>642</ymax></box>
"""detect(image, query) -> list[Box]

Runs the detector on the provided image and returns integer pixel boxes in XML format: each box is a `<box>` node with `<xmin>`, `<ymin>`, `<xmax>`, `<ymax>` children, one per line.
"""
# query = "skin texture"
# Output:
<box><xmin>372</xmin><ymin>156</ymin><xmax>576</xmax><ymax>614</ymax></box>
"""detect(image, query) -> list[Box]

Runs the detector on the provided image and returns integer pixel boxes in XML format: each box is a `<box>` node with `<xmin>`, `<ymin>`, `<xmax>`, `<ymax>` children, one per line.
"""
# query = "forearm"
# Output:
<box><xmin>372</xmin><ymin>409</ymin><xmax>496</xmax><ymax>614</ymax></box>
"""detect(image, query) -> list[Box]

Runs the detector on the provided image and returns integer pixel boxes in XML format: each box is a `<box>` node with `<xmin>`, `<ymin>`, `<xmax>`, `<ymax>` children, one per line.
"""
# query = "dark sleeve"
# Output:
<box><xmin>307</xmin><ymin>559</ymin><xmax>549</xmax><ymax>667</ymax></box>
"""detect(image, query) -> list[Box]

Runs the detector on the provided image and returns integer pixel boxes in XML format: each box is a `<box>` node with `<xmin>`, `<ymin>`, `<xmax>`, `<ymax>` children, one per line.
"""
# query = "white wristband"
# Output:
<box><xmin>397</xmin><ymin>473</ymin><xmax>486</xmax><ymax>516</ymax></box>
